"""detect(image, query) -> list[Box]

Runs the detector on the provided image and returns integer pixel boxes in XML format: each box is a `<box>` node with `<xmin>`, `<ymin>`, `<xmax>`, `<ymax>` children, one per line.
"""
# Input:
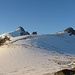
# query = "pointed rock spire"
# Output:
<box><xmin>16</xmin><ymin>26</ymin><xmax>25</xmax><ymax>32</ymax></box>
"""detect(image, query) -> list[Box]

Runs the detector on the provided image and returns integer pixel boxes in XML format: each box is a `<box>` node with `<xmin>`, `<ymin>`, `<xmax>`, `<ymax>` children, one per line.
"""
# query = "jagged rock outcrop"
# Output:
<box><xmin>16</xmin><ymin>26</ymin><xmax>30</xmax><ymax>35</ymax></box>
<box><xmin>16</xmin><ymin>26</ymin><xmax>25</xmax><ymax>32</ymax></box>
<box><xmin>31</xmin><ymin>31</ymin><xmax>37</xmax><ymax>35</ymax></box>
<box><xmin>64</xmin><ymin>27</ymin><xmax>75</xmax><ymax>36</ymax></box>
<box><xmin>54</xmin><ymin>68</ymin><xmax>75</xmax><ymax>75</ymax></box>
<box><xmin>0</xmin><ymin>36</ymin><xmax>10</xmax><ymax>45</ymax></box>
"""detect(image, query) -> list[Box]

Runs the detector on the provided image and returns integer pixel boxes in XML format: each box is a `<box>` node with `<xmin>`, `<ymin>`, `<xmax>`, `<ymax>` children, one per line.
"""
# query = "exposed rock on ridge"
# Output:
<box><xmin>64</xmin><ymin>27</ymin><xmax>75</xmax><ymax>35</ymax></box>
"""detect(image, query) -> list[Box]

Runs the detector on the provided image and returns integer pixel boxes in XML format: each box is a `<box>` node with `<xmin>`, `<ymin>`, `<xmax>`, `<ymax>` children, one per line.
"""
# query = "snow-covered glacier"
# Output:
<box><xmin>0</xmin><ymin>27</ymin><xmax>75</xmax><ymax>75</ymax></box>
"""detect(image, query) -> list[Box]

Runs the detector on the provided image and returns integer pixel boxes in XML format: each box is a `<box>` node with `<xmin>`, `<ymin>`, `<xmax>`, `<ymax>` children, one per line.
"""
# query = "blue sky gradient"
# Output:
<box><xmin>0</xmin><ymin>0</ymin><xmax>75</xmax><ymax>34</ymax></box>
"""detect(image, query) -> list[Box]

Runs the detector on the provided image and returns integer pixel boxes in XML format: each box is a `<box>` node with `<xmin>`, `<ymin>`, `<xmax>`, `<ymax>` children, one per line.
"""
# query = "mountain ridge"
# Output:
<box><xmin>0</xmin><ymin>26</ymin><xmax>75</xmax><ymax>54</ymax></box>
<box><xmin>0</xmin><ymin>26</ymin><xmax>75</xmax><ymax>75</ymax></box>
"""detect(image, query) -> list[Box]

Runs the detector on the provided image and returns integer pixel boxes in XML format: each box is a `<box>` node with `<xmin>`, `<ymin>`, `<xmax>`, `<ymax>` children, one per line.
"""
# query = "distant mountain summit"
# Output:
<box><xmin>64</xmin><ymin>27</ymin><xmax>75</xmax><ymax>35</ymax></box>
<box><xmin>16</xmin><ymin>26</ymin><xmax>30</xmax><ymax>36</ymax></box>
<box><xmin>56</xmin><ymin>27</ymin><xmax>75</xmax><ymax>36</ymax></box>
<box><xmin>0</xmin><ymin>26</ymin><xmax>30</xmax><ymax>39</ymax></box>
<box><xmin>16</xmin><ymin>26</ymin><xmax>25</xmax><ymax>32</ymax></box>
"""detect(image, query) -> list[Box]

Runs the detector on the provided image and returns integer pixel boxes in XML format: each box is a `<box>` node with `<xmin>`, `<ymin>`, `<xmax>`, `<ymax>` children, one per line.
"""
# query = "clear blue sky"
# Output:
<box><xmin>0</xmin><ymin>0</ymin><xmax>75</xmax><ymax>34</ymax></box>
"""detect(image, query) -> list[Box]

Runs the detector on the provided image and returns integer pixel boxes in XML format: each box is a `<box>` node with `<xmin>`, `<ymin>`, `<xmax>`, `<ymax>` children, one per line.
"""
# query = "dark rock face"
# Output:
<box><xmin>72</xmin><ymin>68</ymin><xmax>75</xmax><ymax>71</ymax></box>
<box><xmin>64</xmin><ymin>27</ymin><xmax>75</xmax><ymax>35</ymax></box>
<box><xmin>54</xmin><ymin>68</ymin><xmax>75</xmax><ymax>75</ymax></box>
<box><xmin>17</xmin><ymin>26</ymin><xmax>30</xmax><ymax>35</ymax></box>
<box><xmin>17</xmin><ymin>26</ymin><xmax>25</xmax><ymax>32</ymax></box>
<box><xmin>0</xmin><ymin>36</ymin><xmax>10</xmax><ymax>45</ymax></box>
<box><xmin>31</xmin><ymin>31</ymin><xmax>37</xmax><ymax>35</ymax></box>
<box><xmin>20</xmin><ymin>31</ymin><xmax>30</xmax><ymax>36</ymax></box>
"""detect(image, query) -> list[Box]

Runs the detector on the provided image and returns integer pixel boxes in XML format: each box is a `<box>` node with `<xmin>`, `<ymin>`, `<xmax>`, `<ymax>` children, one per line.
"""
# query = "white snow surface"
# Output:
<box><xmin>0</xmin><ymin>30</ymin><xmax>75</xmax><ymax>75</ymax></box>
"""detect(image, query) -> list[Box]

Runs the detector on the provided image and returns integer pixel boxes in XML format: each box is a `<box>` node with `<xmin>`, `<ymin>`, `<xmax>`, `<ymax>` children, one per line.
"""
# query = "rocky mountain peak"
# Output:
<box><xmin>16</xmin><ymin>26</ymin><xmax>25</xmax><ymax>32</ymax></box>
<box><xmin>64</xmin><ymin>27</ymin><xmax>75</xmax><ymax>35</ymax></box>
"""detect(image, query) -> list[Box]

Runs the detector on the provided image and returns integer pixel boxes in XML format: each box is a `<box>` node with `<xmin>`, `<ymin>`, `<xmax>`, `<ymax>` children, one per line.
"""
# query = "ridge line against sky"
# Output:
<box><xmin>0</xmin><ymin>0</ymin><xmax>75</xmax><ymax>34</ymax></box>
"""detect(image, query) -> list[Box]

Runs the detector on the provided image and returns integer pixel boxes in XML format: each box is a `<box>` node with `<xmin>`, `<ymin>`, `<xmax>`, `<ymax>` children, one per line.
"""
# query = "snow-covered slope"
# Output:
<box><xmin>0</xmin><ymin>26</ymin><xmax>29</xmax><ymax>38</ymax></box>
<box><xmin>10</xmin><ymin>32</ymin><xmax>75</xmax><ymax>54</ymax></box>
<box><xmin>0</xmin><ymin>27</ymin><xmax>75</xmax><ymax>75</ymax></box>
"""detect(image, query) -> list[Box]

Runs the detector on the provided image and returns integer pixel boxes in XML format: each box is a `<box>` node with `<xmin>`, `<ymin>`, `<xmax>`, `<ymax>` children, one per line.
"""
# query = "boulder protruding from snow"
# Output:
<box><xmin>31</xmin><ymin>31</ymin><xmax>37</xmax><ymax>35</ymax></box>
<box><xmin>54</xmin><ymin>68</ymin><xmax>75</xmax><ymax>75</ymax></box>
<box><xmin>0</xmin><ymin>36</ymin><xmax>10</xmax><ymax>45</ymax></box>
<box><xmin>64</xmin><ymin>27</ymin><xmax>75</xmax><ymax>36</ymax></box>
